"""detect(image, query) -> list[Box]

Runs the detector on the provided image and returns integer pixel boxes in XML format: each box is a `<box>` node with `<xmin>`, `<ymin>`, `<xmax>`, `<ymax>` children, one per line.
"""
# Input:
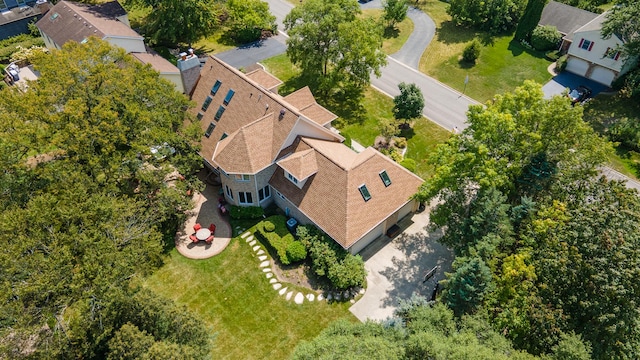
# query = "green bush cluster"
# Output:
<box><xmin>555</xmin><ymin>54</ymin><xmax>568</xmax><ymax>72</ymax></box>
<box><xmin>0</xmin><ymin>34</ymin><xmax>44</xmax><ymax>62</ymax></box>
<box><xmin>394</xmin><ymin>137</ymin><xmax>407</xmax><ymax>148</ymax></box>
<box><xmin>296</xmin><ymin>225</ymin><xmax>366</xmax><ymax>290</ymax></box>
<box><xmin>462</xmin><ymin>39</ymin><xmax>481</xmax><ymax>63</ymax></box>
<box><xmin>230</xmin><ymin>205</ymin><xmax>264</xmax><ymax>219</ymax></box>
<box><xmin>400</xmin><ymin>158</ymin><xmax>416</xmax><ymax>173</ymax></box>
<box><xmin>255</xmin><ymin>215</ymin><xmax>304</xmax><ymax>265</ymax></box>
<box><xmin>531</xmin><ymin>25</ymin><xmax>562</xmax><ymax>51</ymax></box>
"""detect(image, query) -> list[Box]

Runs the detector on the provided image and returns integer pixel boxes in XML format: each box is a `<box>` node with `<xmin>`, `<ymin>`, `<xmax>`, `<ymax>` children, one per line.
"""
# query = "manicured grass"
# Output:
<box><xmin>261</xmin><ymin>54</ymin><xmax>450</xmax><ymax>180</ymax></box>
<box><xmin>361</xmin><ymin>9</ymin><xmax>414</xmax><ymax>55</ymax></box>
<box><xmin>417</xmin><ymin>0</ymin><xmax>552</xmax><ymax>102</ymax></box>
<box><xmin>145</xmin><ymin>232</ymin><xmax>355</xmax><ymax>359</ymax></box>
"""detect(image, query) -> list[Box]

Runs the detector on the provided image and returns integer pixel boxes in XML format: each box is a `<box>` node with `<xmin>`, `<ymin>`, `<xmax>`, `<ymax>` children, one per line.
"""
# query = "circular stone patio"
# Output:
<box><xmin>175</xmin><ymin>184</ymin><xmax>232</xmax><ymax>260</ymax></box>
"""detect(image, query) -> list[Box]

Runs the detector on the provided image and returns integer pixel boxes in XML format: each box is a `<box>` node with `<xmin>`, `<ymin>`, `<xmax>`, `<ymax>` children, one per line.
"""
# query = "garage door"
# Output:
<box><xmin>566</xmin><ymin>58</ymin><xmax>589</xmax><ymax>76</ymax></box>
<box><xmin>397</xmin><ymin>201</ymin><xmax>414</xmax><ymax>221</ymax></box>
<box><xmin>590</xmin><ymin>66</ymin><xmax>616</xmax><ymax>86</ymax></box>
<box><xmin>349</xmin><ymin>223</ymin><xmax>384</xmax><ymax>255</ymax></box>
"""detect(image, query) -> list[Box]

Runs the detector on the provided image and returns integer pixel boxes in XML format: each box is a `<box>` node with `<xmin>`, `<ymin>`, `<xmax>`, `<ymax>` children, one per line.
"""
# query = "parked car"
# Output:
<box><xmin>568</xmin><ymin>85</ymin><xmax>592</xmax><ymax>104</ymax></box>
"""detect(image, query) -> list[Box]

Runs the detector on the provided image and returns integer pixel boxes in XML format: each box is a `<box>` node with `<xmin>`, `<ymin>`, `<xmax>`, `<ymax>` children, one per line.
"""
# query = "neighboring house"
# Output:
<box><xmin>184</xmin><ymin>55</ymin><xmax>423</xmax><ymax>254</ymax></box>
<box><xmin>0</xmin><ymin>0</ymin><xmax>51</xmax><ymax>40</ymax></box>
<box><xmin>539</xmin><ymin>1</ymin><xmax>635</xmax><ymax>86</ymax></box>
<box><xmin>565</xmin><ymin>13</ymin><xmax>634</xmax><ymax>86</ymax></box>
<box><xmin>35</xmin><ymin>0</ymin><xmax>184</xmax><ymax>93</ymax></box>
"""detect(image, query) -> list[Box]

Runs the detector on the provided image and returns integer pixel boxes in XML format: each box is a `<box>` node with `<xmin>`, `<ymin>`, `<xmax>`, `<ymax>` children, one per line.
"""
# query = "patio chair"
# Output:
<box><xmin>189</xmin><ymin>234</ymin><xmax>198</xmax><ymax>243</ymax></box>
<box><xmin>205</xmin><ymin>235</ymin><xmax>214</xmax><ymax>244</ymax></box>
<box><xmin>193</xmin><ymin>223</ymin><xmax>202</xmax><ymax>231</ymax></box>
<box><xmin>209</xmin><ymin>223</ymin><xmax>216</xmax><ymax>234</ymax></box>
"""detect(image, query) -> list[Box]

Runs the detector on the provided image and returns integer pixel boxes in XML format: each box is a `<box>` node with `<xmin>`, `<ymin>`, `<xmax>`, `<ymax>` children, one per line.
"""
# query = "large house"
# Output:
<box><xmin>35</xmin><ymin>0</ymin><xmax>184</xmax><ymax>92</ymax></box>
<box><xmin>540</xmin><ymin>1</ymin><xmax>636</xmax><ymax>86</ymax></box>
<box><xmin>184</xmin><ymin>55</ymin><xmax>423</xmax><ymax>254</ymax></box>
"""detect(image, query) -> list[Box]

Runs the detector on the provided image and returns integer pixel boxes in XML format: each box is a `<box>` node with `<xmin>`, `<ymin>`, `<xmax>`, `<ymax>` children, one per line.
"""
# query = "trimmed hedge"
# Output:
<box><xmin>230</xmin><ymin>205</ymin><xmax>264</xmax><ymax>219</ymax></box>
<box><xmin>0</xmin><ymin>34</ymin><xmax>44</xmax><ymax>62</ymax></box>
<box><xmin>255</xmin><ymin>215</ymin><xmax>301</xmax><ymax>265</ymax></box>
<box><xmin>286</xmin><ymin>241</ymin><xmax>307</xmax><ymax>263</ymax></box>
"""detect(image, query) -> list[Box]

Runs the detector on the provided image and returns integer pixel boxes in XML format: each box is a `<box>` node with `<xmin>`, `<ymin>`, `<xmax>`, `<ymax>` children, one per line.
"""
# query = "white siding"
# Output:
<box><xmin>566</xmin><ymin>57</ymin><xmax>589</xmax><ymax>76</ymax></box>
<box><xmin>349</xmin><ymin>223</ymin><xmax>385</xmax><ymax>255</ymax></box>
<box><xmin>568</xmin><ymin>30</ymin><xmax>624</xmax><ymax>72</ymax></box>
<box><xmin>590</xmin><ymin>66</ymin><xmax>616</xmax><ymax>86</ymax></box>
<box><xmin>106</xmin><ymin>37</ymin><xmax>145</xmax><ymax>53</ymax></box>
<box><xmin>397</xmin><ymin>201</ymin><xmax>414</xmax><ymax>221</ymax></box>
<box><xmin>160</xmin><ymin>73</ymin><xmax>184</xmax><ymax>93</ymax></box>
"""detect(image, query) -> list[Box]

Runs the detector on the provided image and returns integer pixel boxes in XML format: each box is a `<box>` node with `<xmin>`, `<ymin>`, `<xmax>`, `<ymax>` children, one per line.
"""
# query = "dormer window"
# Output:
<box><xmin>223</xmin><ymin>89</ymin><xmax>235</xmax><ymax>105</ymax></box>
<box><xmin>379</xmin><ymin>170</ymin><xmax>391</xmax><ymax>187</ymax></box>
<box><xmin>287</xmin><ymin>172</ymin><xmax>298</xmax><ymax>184</ymax></box>
<box><xmin>211</xmin><ymin>80</ymin><xmax>222</xmax><ymax>95</ymax></box>
<box><xmin>214</xmin><ymin>105</ymin><xmax>226</xmax><ymax>121</ymax></box>
<box><xmin>202</xmin><ymin>96</ymin><xmax>212</xmax><ymax>111</ymax></box>
<box><xmin>358</xmin><ymin>184</ymin><xmax>371</xmax><ymax>202</ymax></box>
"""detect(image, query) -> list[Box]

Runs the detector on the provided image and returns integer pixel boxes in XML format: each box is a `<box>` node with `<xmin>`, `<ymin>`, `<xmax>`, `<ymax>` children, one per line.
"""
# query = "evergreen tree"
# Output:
<box><xmin>514</xmin><ymin>0</ymin><xmax>549</xmax><ymax>42</ymax></box>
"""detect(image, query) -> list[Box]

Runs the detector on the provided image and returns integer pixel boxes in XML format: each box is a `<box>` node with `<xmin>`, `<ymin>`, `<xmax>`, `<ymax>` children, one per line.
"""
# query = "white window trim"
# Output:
<box><xmin>225</xmin><ymin>185</ymin><xmax>233</xmax><ymax>199</ymax></box>
<box><xmin>235</xmin><ymin>174</ymin><xmax>250</xmax><ymax>182</ymax></box>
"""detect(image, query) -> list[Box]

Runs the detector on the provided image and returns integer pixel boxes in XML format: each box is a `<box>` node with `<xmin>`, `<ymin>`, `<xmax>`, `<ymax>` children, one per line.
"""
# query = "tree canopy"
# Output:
<box><xmin>284</xmin><ymin>0</ymin><xmax>387</xmax><ymax>98</ymax></box>
<box><xmin>415</xmin><ymin>81</ymin><xmax>640</xmax><ymax>358</ymax></box>
<box><xmin>0</xmin><ymin>38</ymin><xmax>208</xmax><ymax>358</ymax></box>
<box><xmin>225</xmin><ymin>0</ymin><xmax>277</xmax><ymax>44</ymax></box>
<box><xmin>383</xmin><ymin>0</ymin><xmax>410</xmax><ymax>29</ymax></box>
<box><xmin>602</xmin><ymin>1</ymin><xmax>640</xmax><ymax>58</ymax></box>
<box><xmin>393</xmin><ymin>82</ymin><xmax>425</xmax><ymax>123</ymax></box>
<box><xmin>514</xmin><ymin>0</ymin><xmax>549</xmax><ymax>42</ymax></box>
<box><xmin>447</xmin><ymin>0</ymin><xmax>527</xmax><ymax>34</ymax></box>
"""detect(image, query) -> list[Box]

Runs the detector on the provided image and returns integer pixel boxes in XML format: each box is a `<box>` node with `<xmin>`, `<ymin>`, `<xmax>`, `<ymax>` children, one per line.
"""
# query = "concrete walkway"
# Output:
<box><xmin>175</xmin><ymin>183</ymin><xmax>232</xmax><ymax>260</ymax></box>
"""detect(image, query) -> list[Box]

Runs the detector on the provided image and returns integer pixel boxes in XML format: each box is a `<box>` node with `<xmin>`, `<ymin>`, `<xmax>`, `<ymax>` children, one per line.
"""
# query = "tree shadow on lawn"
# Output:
<box><xmin>399</xmin><ymin>125</ymin><xmax>416</xmax><ymax>140</ymax></box>
<box><xmin>436</xmin><ymin>21</ymin><xmax>480</xmax><ymax>45</ymax></box>
<box><xmin>507</xmin><ymin>39</ymin><xmax>547</xmax><ymax>59</ymax></box>
<box><xmin>384</xmin><ymin>26</ymin><xmax>401</xmax><ymax>39</ymax></box>
<box><xmin>378</xmin><ymin>228</ymin><xmax>454</xmax><ymax>308</ymax></box>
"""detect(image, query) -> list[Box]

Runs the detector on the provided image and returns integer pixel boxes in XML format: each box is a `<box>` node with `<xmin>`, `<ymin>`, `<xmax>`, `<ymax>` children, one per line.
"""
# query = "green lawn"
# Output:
<box><xmin>262</xmin><ymin>54</ymin><xmax>450</xmax><ymax>180</ymax></box>
<box><xmin>145</xmin><ymin>230</ymin><xmax>355</xmax><ymax>360</ymax></box>
<box><xmin>418</xmin><ymin>0</ymin><xmax>552</xmax><ymax>102</ymax></box>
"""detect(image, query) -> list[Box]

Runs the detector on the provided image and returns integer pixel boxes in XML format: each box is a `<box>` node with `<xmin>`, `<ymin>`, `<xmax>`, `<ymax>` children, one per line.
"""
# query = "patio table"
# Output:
<box><xmin>196</xmin><ymin>228</ymin><xmax>211</xmax><ymax>241</ymax></box>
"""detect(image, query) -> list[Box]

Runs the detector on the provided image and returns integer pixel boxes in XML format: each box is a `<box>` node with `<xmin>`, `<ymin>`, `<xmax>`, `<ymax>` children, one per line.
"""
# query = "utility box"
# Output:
<box><xmin>286</xmin><ymin>218</ymin><xmax>298</xmax><ymax>234</ymax></box>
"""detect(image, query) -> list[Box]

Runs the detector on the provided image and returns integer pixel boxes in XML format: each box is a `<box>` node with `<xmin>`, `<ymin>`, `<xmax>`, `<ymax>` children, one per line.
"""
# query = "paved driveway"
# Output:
<box><xmin>349</xmin><ymin>210</ymin><xmax>454</xmax><ymax>321</ymax></box>
<box><xmin>542</xmin><ymin>71</ymin><xmax>609</xmax><ymax>99</ymax></box>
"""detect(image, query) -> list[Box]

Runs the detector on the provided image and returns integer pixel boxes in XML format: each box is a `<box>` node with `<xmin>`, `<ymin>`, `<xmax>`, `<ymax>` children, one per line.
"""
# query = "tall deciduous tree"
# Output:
<box><xmin>383</xmin><ymin>0</ymin><xmax>409</xmax><ymax>29</ymax></box>
<box><xmin>393</xmin><ymin>82</ymin><xmax>425</xmax><ymax>125</ymax></box>
<box><xmin>138</xmin><ymin>0</ymin><xmax>221</xmax><ymax>46</ymax></box>
<box><xmin>602</xmin><ymin>1</ymin><xmax>640</xmax><ymax>58</ymax></box>
<box><xmin>226</xmin><ymin>0</ymin><xmax>277</xmax><ymax>44</ymax></box>
<box><xmin>514</xmin><ymin>0</ymin><xmax>549</xmax><ymax>42</ymax></box>
<box><xmin>284</xmin><ymin>0</ymin><xmax>387</xmax><ymax>97</ymax></box>
<box><xmin>447</xmin><ymin>0</ymin><xmax>527</xmax><ymax>34</ymax></box>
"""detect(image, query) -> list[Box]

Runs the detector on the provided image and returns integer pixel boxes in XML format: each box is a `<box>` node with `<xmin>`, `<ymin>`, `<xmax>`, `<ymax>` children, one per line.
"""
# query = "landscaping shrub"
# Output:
<box><xmin>0</xmin><ymin>34</ymin><xmax>44</xmax><ymax>62</ymax></box>
<box><xmin>394</xmin><ymin>137</ymin><xmax>407</xmax><ymax>149</ymax></box>
<box><xmin>462</xmin><ymin>39</ymin><xmax>481</xmax><ymax>63</ymax></box>
<box><xmin>230</xmin><ymin>205</ymin><xmax>264</xmax><ymax>219</ymax></box>
<box><xmin>545</xmin><ymin>50</ymin><xmax>561</xmax><ymax>61</ymax></box>
<box><xmin>531</xmin><ymin>25</ymin><xmax>562</xmax><ymax>51</ymax></box>
<box><xmin>299</xmin><ymin>224</ymin><xmax>367</xmax><ymax>290</ymax></box>
<box><xmin>609</xmin><ymin>117</ymin><xmax>640</xmax><ymax>151</ymax></box>
<box><xmin>555</xmin><ymin>54</ymin><xmax>568</xmax><ymax>72</ymax></box>
<box><xmin>255</xmin><ymin>215</ymin><xmax>295</xmax><ymax>264</ymax></box>
<box><xmin>263</xmin><ymin>221</ymin><xmax>275</xmax><ymax>232</ymax></box>
<box><xmin>286</xmin><ymin>241</ymin><xmax>307</xmax><ymax>263</ymax></box>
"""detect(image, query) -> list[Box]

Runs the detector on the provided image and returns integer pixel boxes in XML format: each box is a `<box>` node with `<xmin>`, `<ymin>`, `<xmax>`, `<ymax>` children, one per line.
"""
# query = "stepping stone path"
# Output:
<box><xmin>243</xmin><ymin>229</ymin><xmax>367</xmax><ymax>305</ymax></box>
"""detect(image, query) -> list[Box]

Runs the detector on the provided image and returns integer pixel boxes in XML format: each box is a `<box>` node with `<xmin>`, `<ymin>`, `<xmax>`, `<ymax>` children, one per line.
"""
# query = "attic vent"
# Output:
<box><xmin>358</xmin><ymin>184</ymin><xmax>371</xmax><ymax>202</ymax></box>
<box><xmin>279</xmin><ymin>109</ymin><xmax>286</xmax><ymax>119</ymax></box>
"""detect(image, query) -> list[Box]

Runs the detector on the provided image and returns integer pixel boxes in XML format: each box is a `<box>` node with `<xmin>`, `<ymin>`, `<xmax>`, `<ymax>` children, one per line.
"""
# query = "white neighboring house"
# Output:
<box><xmin>565</xmin><ymin>12</ymin><xmax>636</xmax><ymax>86</ymax></box>
<box><xmin>35</xmin><ymin>0</ymin><xmax>184</xmax><ymax>93</ymax></box>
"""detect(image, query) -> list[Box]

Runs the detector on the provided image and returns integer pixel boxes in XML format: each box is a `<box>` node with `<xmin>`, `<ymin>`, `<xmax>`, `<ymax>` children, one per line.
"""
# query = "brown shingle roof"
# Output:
<box><xmin>189</xmin><ymin>56</ymin><xmax>341</xmax><ymax>171</ymax></box>
<box><xmin>130</xmin><ymin>52</ymin><xmax>179</xmax><ymax>74</ymax></box>
<box><xmin>284</xmin><ymin>86</ymin><xmax>337</xmax><ymax>126</ymax></box>
<box><xmin>539</xmin><ymin>1</ymin><xmax>598</xmax><ymax>38</ymax></box>
<box><xmin>276</xmin><ymin>149</ymin><xmax>318</xmax><ymax>181</ymax></box>
<box><xmin>36</xmin><ymin>0</ymin><xmax>141</xmax><ymax>47</ymax></box>
<box><xmin>270</xmin><ymin>137</ymin><xmax>423</xmax><ymax>249</ymax></box>
<box><xmin>245</xmin><ymin>68</ymin><xmax>283</xmax><ymax>92</ymax></box>
<box><xmin>212</xmin><ymin>115</ymin><xmax>275</xmax><ymax>174</ymax></box>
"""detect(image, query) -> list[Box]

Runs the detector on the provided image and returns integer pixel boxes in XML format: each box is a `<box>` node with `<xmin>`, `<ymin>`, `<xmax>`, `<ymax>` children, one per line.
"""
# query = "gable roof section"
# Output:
<box><xmin>245</xmin><ymin>68</ymin><xmax>283</xmax><ymax>92</ymax></box>
<box><xmin>539</xmin><ymin>1</ymin><xmax>599</xmax><ymax>39</ymax></box>
<box><xmin>270</xmin><ymin>137</ymin><xmax>423</xmax><ymax>249</ymax></box>
<box><xmin>189</xmin><ymin>56</ymin><xmax>341</xmax><ymax>170</ymax></box>
<box><xmin>130</xmin><ymin>51</ymin><xmax>179</xmax><ymax>74</ymax></box>
<box><xmin>212</xmin><ymin>115</ymin><xmax>275</xmax><ymax>174</ymax></box>
<box><xmin>276</xmin><ymin>149</ymin><xmax>318</xmax><ymax>181</ymax></box>
<box><xmin>36</xmin><ymin>0</ymin><xmax>141</xmax><ymax>46</ymax></box>
<box><xmin>284</xmin><ymin>87</ymin><xmax>337</xmax><ymax>126</ymax></box>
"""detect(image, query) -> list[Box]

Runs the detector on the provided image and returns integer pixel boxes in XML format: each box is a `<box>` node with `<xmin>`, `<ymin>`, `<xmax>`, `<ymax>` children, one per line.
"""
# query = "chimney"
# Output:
<box><xmin>179</xmin><ymin>52</ymin><xmax>187</xmax><ymax>61</ymax></box>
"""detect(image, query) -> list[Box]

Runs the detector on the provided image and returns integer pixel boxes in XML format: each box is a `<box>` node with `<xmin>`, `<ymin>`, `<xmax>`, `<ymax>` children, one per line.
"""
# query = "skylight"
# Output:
<box><xmin>223</xmin><ymin>89</ymin><xmax>235</xmax><ymax>105</ymax></box>
<box><xmin>204</xmin><ymin>122</ymin><xmax>215</xmax><ymax>138</ymax></box>
<box><xmin>379</xmin><ymin>170</ymin><xmax>391</xmax><ymax>187</ymax></box>
<box><xmin>220</xmin><ymin>132</ymin><xmax>228</xmax><ymax>140</ymax></box>
<box><xmin>202</xmin><ymin>96</ymin><xmax>212</xmax><ymax>111</ymax></box>
<box><xmin>214</xmin><ymin>105</ymin><xmax>225</xmax><ymax>121</ymax></box>
<box><xmin>211</xmin><ymin>80</ymin><xmax>221</xmax><ymax>95</ymax></box>
<box><xmin>358</xmin><ymin>184</ymin><xmax>371</xmax><ymax>202</ymax></box>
